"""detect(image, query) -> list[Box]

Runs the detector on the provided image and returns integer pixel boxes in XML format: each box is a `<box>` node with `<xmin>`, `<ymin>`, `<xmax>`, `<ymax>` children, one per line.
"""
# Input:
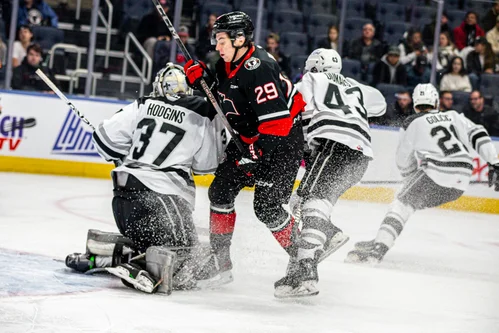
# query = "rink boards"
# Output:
<box><xmin>0</xmin><ymin>90</ymin><xmax>497</xmax><ymax>214</ymax></box>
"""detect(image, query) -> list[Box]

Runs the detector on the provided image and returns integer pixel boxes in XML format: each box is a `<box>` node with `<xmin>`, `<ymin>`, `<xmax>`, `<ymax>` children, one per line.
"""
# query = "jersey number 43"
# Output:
<box><xmin>132</xmin><ymin>119</ymin><xmax>185</xmax><ymax>166</ymax></box>
<box><xmin>323</xmin><ymin>84</ymin><xmax>368</xmax><ymax>121</ymax></box>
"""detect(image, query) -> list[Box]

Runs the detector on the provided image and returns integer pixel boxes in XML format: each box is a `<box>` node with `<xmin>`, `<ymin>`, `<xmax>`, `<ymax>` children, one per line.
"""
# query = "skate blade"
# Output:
<box><xmin>274</xmin><ymin>281</ymin><xmax>319</xmax><ymax>299</ymax></box>
<box><xmin>318</xmin><ymin>233</ymin><xmax>350</xmax><ymax>263</ymax></box>
<box><xmin>196</xmin><ymin>270</ymin><xmax>233</xmax><ymax>289</ymax></box>
<box><xmin>344</xmin><ymin>251</ymin><xmax>380</xmax><ymax>266</ymax></box>
<box><xmin>106</xmin><ymin>267</ymin><xmax>156</xmax><ymax>294</ymax></box>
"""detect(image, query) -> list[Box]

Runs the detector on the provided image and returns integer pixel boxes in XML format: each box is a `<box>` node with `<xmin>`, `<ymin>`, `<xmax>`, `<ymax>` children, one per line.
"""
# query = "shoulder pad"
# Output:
<box><xmin>402</xmin><ymin>113</ymin><xmax>426</xmax><ymax>130</ymax></box>
<box><xmin>175</xmin><ymin>95</ymin><xmax>213</xmax><ymax>120</ymax></box>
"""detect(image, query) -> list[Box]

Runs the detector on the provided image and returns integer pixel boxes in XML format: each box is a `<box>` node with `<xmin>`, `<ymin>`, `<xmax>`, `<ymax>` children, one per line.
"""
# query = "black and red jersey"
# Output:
<box><xmin>215</xmin><ymin>45</ymin><xmax>304</xmax><ymax>143</ymax></box>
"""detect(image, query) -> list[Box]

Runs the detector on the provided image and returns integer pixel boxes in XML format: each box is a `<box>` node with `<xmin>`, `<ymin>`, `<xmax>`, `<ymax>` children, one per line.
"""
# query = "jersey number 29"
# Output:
<box><xmin>132</xmin><ymin>119</ymin><xmax>185</xmax><ymax>165</ymax></box>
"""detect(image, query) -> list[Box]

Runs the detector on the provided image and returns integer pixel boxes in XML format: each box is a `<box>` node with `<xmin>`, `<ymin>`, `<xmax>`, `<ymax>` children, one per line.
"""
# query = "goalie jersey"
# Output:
<box><xmin>397</xmin><ymin>110</ymin><xmax>499</xmax><ymax>191</ymax></box>
<box><xmin>92</xmin><ymin>94</ymin><xmax>226</xmax><ymax>208</ymax></box>
<box><xmin>298</xmin><ymin>71</ymin><xmax>386</xmax><ymax>158</ymax></box>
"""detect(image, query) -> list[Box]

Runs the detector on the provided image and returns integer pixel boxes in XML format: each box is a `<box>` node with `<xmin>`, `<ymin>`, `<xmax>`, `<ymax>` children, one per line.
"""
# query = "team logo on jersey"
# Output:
<box><xmin>244</xmin><ymin>57</ymin><xmax>261</xmax><ymax>71</ymax></box>
<box><xmin>52</xmin><ymin>110</ymin><xmax>99</xmax><ymax>157</ymax></box>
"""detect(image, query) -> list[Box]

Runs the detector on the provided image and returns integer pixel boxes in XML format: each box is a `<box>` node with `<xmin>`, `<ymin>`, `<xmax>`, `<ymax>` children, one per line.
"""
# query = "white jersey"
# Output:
<box><xmin>397</xmin><ymin>110</ymin><xmax>499</xmax><ymax>191</ymax></box>
<box><xmin>297</xmin><ymin>72</ymin><xmax>386</xmax><ymax>158</ymax></box>
<box><xmin>92</xmin><ymin>94</ymin><xmax>226</xmax><ymax>208</ymax></box>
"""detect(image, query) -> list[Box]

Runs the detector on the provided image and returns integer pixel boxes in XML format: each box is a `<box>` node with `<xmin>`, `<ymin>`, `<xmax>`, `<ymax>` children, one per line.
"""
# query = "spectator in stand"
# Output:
<box><xmin>348</xmin><ymin>23</ymin><xmax>383</xmax><ymax>81</ymax></box>
<box><xmin>439</xmin><ymin>90</ymin><xmax>454</xmax><ymax>112</ymax></box>
<box><xmin>317</xmin><ymin>25</ymin><xmax>339</xmax><ymax>50</ymax></box>
<box><xmin>196</xmin><ymin>13</ymin><xmax>217</xmax><ymax>60</ymax></box>
<box><xmin>136</xmin><ymin>0</ymin><xmax>172</xmax><ymax>59</ymax></box>
<box><xmin>12</xmin><ymin>25</ymin><xmax>33</xmax><ymax>68</ymax></box>
<box><xmin>372</xmin><ymin>91</ymin><xmax>414</xmax><ymax>127</ymax></box>
<box><xmin>462</xmin><ymin>90</ymin><xmax>499</xmax><ymax>136</ymax></box>
<box><xmin>406</xmin><ymin>55</ymin><xmax>431</xmax><ymax>90</ymax></box>
<box><xmin>481</xmin><ymin>0</ymin><xmax>499</xmax><ymax>33</ymax></box>
<box><xmin>466</xmin><ymin>36</ymin><xmax>496</xmax><ymax>88</ymax></box>
<box><xmin>440</xmin><ymin>56</ymin><xmax>472</xmax><ymax>92</ymax></box>
<box><xmin>12</xmin><ymin>44</ymin><xmax>57</xmax><ymax>92</ymax></box>
<box><xmin>18</xmin><ymin>0</ymin><xmax>58</xmax><ymax>27</ymax></box>
<box><xmin>398</xmin><ymin>29</ymin><xmax>428</xmax><ymax>66</ymax></box>
<box><xmin>265</xmin><ymin>33</ymin><xmax>290</xmax><ymax>77</ymax></box>
<box><xmin>429</xmin><ymin>31</ymin><xmax>459</xmax><ymax>71</ymax></box>
<box><xmin>422</xmin><ymin>11</ymin><xmax>453</xmax><ymax>47</ymax></box>
<box><xmin>486</xmin><ymin>15</ymin><xmax>499</xmax><ymax>55</ymax></box>
<box><xmin>371</xmin><ymin>45</ymin><xmax>407</xmax><ymax>86</ymax></box>
<box><xmin>175</xmin><ymin>26</ymin><xmax>196</xmax><ymax>66</ymax></box>
<box><xmin>453</xmin><ymin>11</ymin><xmax>484</xmax><ymax>51</ymax></box>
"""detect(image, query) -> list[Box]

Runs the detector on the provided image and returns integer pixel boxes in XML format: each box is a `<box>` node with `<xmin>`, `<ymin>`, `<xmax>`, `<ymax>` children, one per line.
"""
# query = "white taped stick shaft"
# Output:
<box><xmin>35</xmin><ymin>69</ymin><xmax>95</xmax><ymax>130</ymax></box>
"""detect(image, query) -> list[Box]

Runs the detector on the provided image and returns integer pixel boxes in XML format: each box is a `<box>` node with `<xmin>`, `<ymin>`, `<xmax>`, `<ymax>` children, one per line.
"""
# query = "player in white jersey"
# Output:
<box><xmin>346</xmin><ymin>83</ymin><xmax>499</xmax><ymax>264</ymax></box>
<box><xmin>274</xmin><ymin>48</ymin><xmax>387</xmax><ymax>298</ymax></box>
<box><xmin>65</xmin><ymin>63</ymin><xmax>227</xmax><ymax>294</ymax></box>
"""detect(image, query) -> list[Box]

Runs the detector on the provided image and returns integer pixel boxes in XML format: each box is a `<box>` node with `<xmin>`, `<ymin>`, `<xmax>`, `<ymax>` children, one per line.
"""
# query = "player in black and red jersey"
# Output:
<box><xmin>184</xmin><ymin>11</ymin><xmax>305</xmax><ymax>284</ymax></box>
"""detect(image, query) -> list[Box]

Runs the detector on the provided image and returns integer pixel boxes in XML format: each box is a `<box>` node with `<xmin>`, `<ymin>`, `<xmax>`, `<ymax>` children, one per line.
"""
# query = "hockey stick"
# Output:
<box><xmin>151</xmin><ymin>0</ymin><xmax>245</xmax><ymax>153</ymax></box>
<box><xmin>36</xmin><ymin>69</ymin><xmax>122</xmax><ymax>167</ymax></box>
<box><xmin>36</xmin><ymin>69</ymin><xmax>95</xmax><ymax>131</ymax></box>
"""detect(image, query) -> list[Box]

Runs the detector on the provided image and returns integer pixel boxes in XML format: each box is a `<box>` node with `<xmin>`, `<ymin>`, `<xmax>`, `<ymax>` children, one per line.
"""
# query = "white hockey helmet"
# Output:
<box><xmin>152</xmin><ymin>62</ymin><xmax>192</xmax><ymax>97</ymax></box>
<box><xmin>304</xmin><ymin>48</ymin><xmax>342</xmax><ymax>74</ymax></box>
<box><xmin>412</xmin><ymin>83</ymin><xmax>439</xmax><ymax>112</ymax></box>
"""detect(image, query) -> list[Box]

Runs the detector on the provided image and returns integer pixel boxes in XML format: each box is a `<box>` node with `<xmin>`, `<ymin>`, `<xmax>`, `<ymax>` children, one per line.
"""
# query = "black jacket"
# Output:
<box><xmin>462</xmin><ymin>104</ymin><xmax>499</xmax><ymax>137</ymax></box>
<box><xmin>348</xmin><ymin>38</ymin><xmax>383</xmax><ymax>64</ymax></box>
<box><xmin>12</xmin><ymin>58</ymin><xmax>57</xmax><ymax>91</ymax></box>
<box><xmin>136</xmin><ymin>11</ymin><xmax>172</xmax><ymax>45</ymax></box>
<box><xmin>422</xmin><ymin>22</ymin><xmax>453</xmax><ymax>46</ymax></box>
<box><xmin>466</xmin><ymin>50</ymin><xmax>496</xmax><ymax>75</ymax></box>
<box><xmin>371</xmin><ymin>57</ymin><xmax>408</xmax><ymax>86</ymax></box>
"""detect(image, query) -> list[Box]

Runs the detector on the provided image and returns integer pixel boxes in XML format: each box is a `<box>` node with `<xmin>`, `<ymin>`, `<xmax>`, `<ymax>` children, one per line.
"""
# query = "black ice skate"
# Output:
<box><xmin>318</xmin><ymin>225</ymin><xmax>350</xmax><ymax>263</ymax></box>
<box><xmin>274</xmin><ymin>257</ymin><xmax>319</xmax><ymax>298</ymax></box>
<box><xmin>345</xmin><ymin>242</ymin><xmax>389</xmax><ymax>264</ymax></box>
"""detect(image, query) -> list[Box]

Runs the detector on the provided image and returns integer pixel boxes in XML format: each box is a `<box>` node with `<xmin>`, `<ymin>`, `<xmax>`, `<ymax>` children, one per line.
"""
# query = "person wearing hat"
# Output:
<box><xmin>175</xmin><ymin>26</ymin><xmax>196</xmax><ymax>66</ymax></box>
<box><xmin>406</xmin><ymin>55</ymin><xmax>431</xmax><ymax>90</ymax></box>
<box><xmin>371</xmin><ymin>45</ymin><xmax>407</xmax><ymax>86</ymax></box>
<box><xmin>466</xmin><ymin>36</ymin><xmax>496</xmax><ymax>80</ymax></box>
<box><xmin>486</xmin><ymin>15</ymin><xmax>499</xmax><ymax>55</ymax></box>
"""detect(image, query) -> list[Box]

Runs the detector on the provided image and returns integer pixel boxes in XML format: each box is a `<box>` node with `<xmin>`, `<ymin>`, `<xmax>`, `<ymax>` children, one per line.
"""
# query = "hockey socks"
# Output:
<box><xmin>209</xmin><ymin>204</ymin><xmax>236</xmax><ymax>272</ymax></box>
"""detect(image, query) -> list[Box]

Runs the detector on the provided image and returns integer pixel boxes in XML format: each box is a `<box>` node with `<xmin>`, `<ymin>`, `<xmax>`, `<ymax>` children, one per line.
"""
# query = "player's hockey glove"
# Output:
<box><xmin>184</xmin><ymin>60</ymin><xmax>217</xmax><ymax>91</ymax></box>
<box><xmin>236</xmin><ymin>136</ymin><xmax>263</xmax><ymax>176</ymax></box>
<box><xmin>488</xmin><ymin>163</ymin><xmax>499</xmax><ymax>191</ymax></box>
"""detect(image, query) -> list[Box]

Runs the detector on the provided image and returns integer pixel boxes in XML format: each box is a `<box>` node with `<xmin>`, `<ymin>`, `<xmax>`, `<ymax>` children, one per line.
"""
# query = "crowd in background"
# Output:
<box><xmin>1</xmin><ymin>0</ymin><xmax>498</xmax><ymax>134</ymax></box>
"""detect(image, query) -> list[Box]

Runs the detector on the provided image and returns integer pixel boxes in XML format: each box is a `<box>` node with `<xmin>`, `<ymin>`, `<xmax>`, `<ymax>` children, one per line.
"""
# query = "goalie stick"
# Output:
<box><xmin>150</xmin><ymin>0</ymin><xmax>245</xmax><ymax>154</ymax></box>
<box><xmin>36</xmin><ymin>69</ymin><xmax>96</xmax><ymax>131</ymax></box>
<box><xmin>36</xmin><ymin>69</ymin><xmax>121</xmax><ymax>166</ymax></box>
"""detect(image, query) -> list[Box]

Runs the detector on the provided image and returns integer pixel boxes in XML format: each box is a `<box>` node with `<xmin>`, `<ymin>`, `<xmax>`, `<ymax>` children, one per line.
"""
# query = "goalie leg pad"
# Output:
<box><xmin>146</xmin><ymin>246</ymin><xmax>177</xmax><ymax>295</ymax></box>
<box><xmin>86</xmin><ymin>229</ymin><xmax>133</xmax><ymax>256</ymax></box>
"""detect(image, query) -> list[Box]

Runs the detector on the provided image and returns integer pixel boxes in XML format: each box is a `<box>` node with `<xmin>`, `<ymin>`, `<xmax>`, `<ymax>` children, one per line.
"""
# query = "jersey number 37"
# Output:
<box><xmin>132</xmin><ymin>119</ymin><xmax>185</xmax><ymax>166</ymax></box>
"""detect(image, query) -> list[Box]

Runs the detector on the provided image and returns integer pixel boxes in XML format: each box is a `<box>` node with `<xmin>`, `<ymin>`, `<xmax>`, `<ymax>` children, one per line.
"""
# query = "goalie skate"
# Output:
<box><xmin>106</xmin><ymin>263</ymin><xmax>158</xmax><ymax>294</ymax></box>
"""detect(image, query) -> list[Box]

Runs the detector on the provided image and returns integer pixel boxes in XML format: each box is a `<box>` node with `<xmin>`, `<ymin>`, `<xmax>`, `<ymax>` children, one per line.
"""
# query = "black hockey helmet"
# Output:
<box><xmin>211</xmin><ymin>11</ymin><xmax>254</xmax><ymax>47</ymax></box>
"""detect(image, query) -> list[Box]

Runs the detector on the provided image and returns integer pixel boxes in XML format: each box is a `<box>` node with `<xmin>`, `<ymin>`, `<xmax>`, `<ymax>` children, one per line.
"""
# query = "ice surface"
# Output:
<box><xmin>0</xmin><ymin>173</ymin><xmax>498</xmax><ymax>333</ymax></box>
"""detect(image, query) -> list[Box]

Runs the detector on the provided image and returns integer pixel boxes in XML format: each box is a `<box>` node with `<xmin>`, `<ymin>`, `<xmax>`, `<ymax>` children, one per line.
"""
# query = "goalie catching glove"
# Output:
<box><xmin>489</xmin><ymin>163</ymin><xmax>499</xmax><ymax>191</ymax></box>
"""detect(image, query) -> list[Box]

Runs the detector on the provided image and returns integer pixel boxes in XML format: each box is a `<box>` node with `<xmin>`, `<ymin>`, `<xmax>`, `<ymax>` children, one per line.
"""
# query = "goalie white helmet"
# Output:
<box><xmin>152</xmin><ymin>62</ymin><xmax>192</xmax><ymax>97</ymax></box>
<box><xmin>412</xmin><ymin>83</ymin><xmax>439</xmax><ymax>112</ymax></box>
<box><xmin>304</xmin><ymin>48</ymin><xmax>342</xmax><ymax>74</ymax></box>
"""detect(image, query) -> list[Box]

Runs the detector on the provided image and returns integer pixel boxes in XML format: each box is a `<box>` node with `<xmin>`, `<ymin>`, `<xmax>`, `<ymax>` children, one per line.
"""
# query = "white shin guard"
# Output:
<box><xmin>146</xmin><ymin>246</ymin><xmax>177</xmax><ymax>295</ymax></box>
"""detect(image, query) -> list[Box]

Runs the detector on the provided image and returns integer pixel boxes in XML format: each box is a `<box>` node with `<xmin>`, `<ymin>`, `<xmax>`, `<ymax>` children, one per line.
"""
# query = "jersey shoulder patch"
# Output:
<box><xmin>402</xmin><ymin>113</ymin><xmax>426</xmax><ymax>130</ymax></box>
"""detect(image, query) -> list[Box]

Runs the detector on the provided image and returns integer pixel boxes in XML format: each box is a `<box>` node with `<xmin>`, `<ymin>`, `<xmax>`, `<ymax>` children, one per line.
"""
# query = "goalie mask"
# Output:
<box><xmin>412</xmin><ymin>83</ymin><xmax>439</xmax><ymax>112</ymax></box>
<box><xmin>152</xmin><ymin>63</ymin><xmax>192</xmax><ymax>97</ymax></box>
<box><xmin>304</xmin><ymin>48</ymin><xmax>342</xmax><ymax>74</ymax></box>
